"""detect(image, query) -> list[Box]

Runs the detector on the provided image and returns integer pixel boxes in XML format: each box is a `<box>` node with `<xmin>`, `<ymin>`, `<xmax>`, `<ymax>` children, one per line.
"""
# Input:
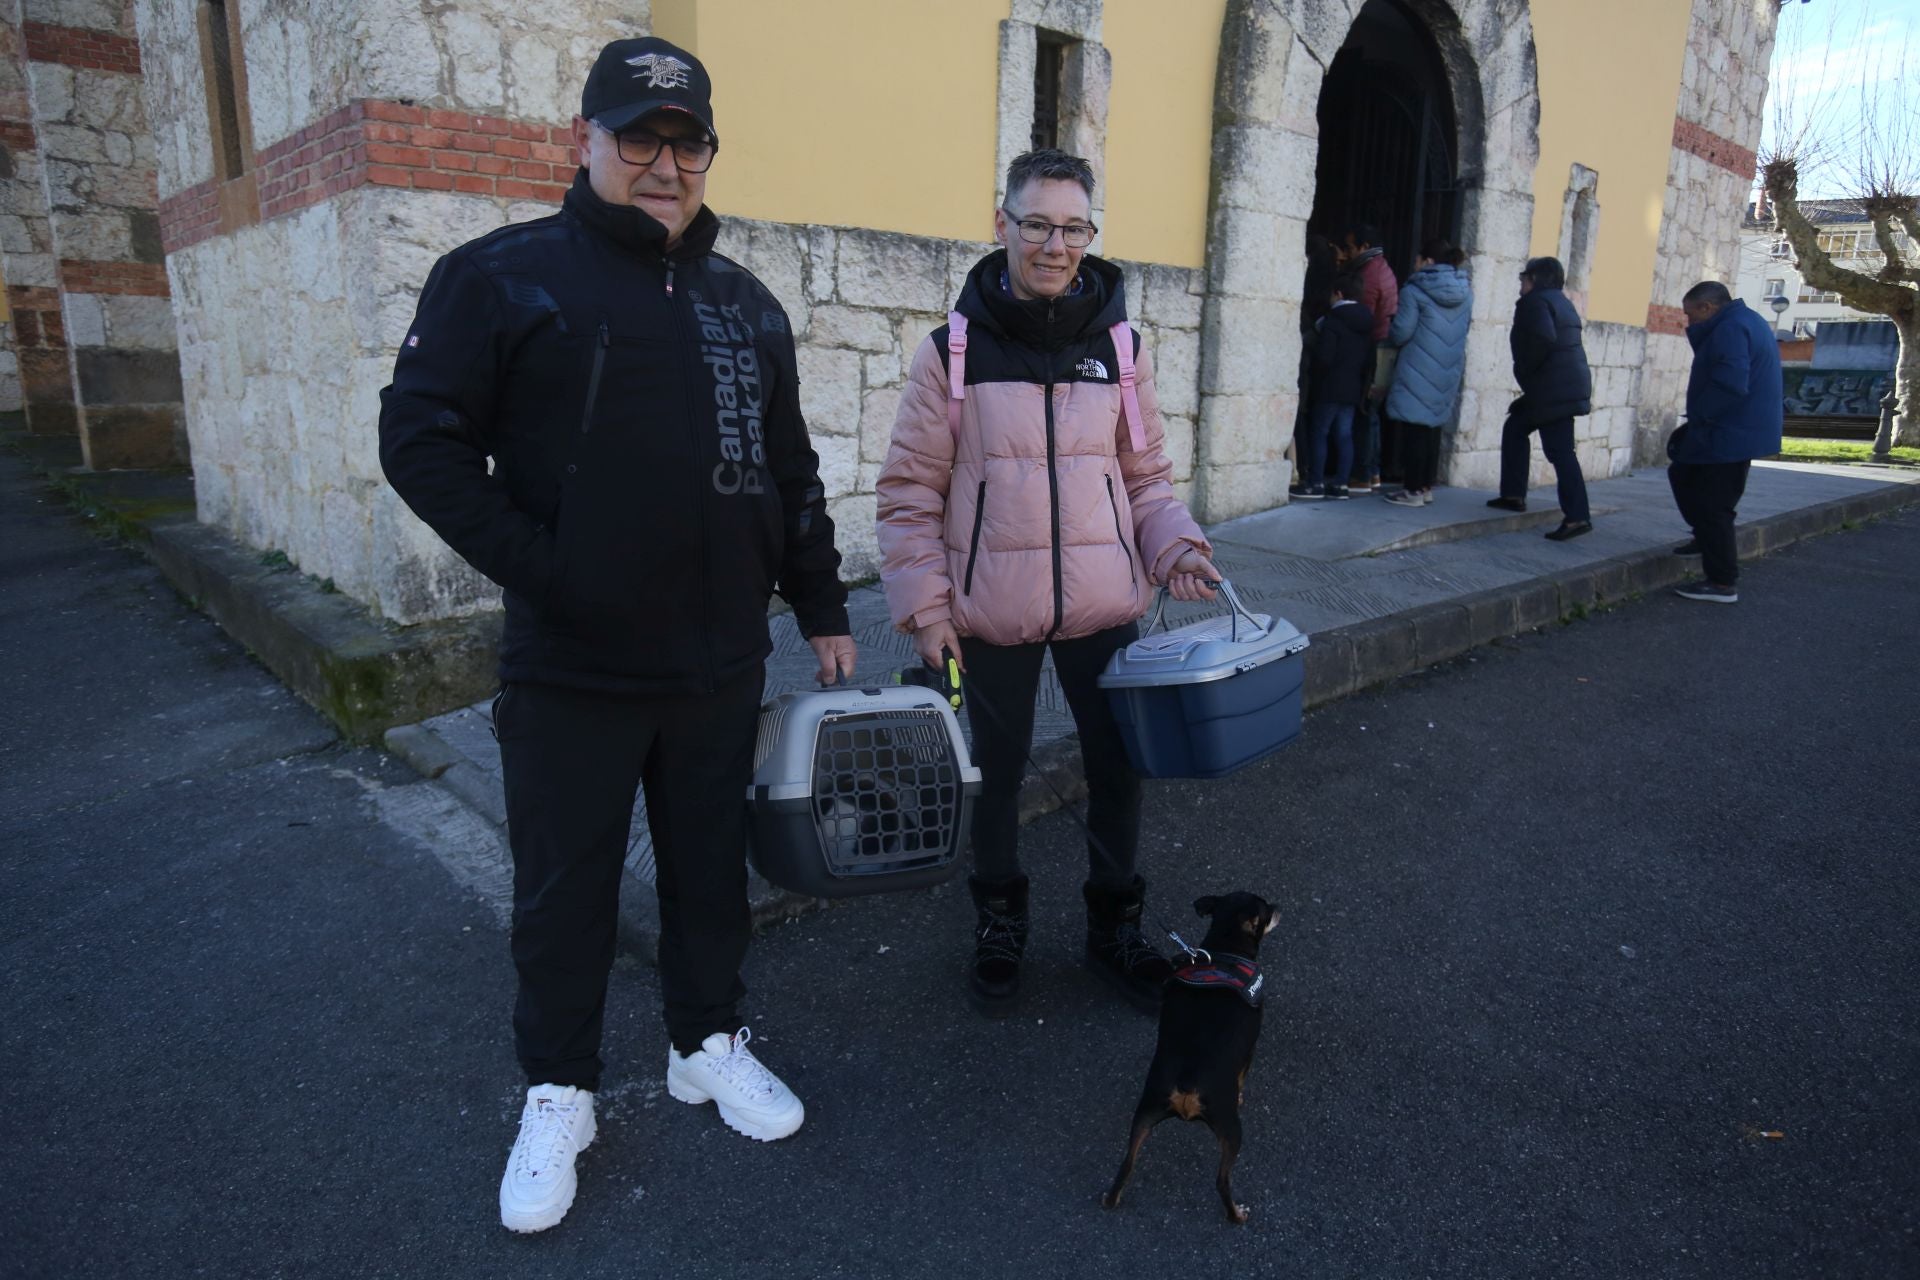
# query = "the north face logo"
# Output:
<box><xmin>1077</xmin><ymin>357</ymin><xmax>1109</xmax><ymax>380</ymax></box>
<box><xmin>626</xmin><ymin>52</ymin><xmax>692</xmax><ymax>89</ymax></box>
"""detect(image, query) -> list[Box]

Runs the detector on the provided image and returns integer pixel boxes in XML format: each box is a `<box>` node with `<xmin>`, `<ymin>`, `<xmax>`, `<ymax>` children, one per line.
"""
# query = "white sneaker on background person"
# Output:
<box><xmin>666</xmin><ymin>1026</ymin><xmax>806</xmax><ymax>1141</ymax></box>
<box><xmin>499</xmin><ymin>1084</ymin><xmax>596</xmax><ymax>1233</ymax></box>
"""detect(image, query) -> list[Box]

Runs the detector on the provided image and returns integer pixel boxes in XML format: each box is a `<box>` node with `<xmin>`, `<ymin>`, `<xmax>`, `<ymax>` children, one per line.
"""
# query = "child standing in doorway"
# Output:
<box><xmin>1292</xmin><ymin>273</ymin><xmax>1374</xmax><ymax>501</ymax></box>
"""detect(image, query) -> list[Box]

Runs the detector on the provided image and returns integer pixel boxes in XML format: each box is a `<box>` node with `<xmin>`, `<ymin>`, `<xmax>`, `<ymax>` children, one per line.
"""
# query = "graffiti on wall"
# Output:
<box><xmin>1782</xmin><ymin>369</ymin><xmax>1892</xmax><ymax>417</ymax></box>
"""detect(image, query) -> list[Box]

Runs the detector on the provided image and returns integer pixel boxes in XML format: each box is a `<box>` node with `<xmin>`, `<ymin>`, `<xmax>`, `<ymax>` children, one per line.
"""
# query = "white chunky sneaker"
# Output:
<box><xmin>665</xmin><ymin>1026</ymin><xmax>805</xmax><ymax>1142</ymax></box>
<box><xmin>499</xmin><ymin>1084</ymin><xmax>596</xmax><ymax>1233</ymax></box>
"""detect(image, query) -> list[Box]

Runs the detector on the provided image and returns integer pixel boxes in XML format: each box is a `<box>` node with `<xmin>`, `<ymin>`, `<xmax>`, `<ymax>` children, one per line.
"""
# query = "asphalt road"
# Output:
<box><xmin>3</xmin><ymin>448</ymin><xmax>1915</xmax><ymax>1279</ymax></box>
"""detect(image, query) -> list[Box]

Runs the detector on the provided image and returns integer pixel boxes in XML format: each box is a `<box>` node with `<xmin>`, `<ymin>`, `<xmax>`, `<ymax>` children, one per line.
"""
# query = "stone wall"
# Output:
<box><xmin>0</xmin><ymin>13</ymin><xmax>68</xmax><ymax>432</ymax></box>
<box><xmin>1637</xmin><ymin>0</ymin><xmax>1776</xmax><ymax>464</ymax></box>
<box><xmin>119</xmin><ymin>0</ymin><xmax>1778</xmax><ymax>627</ymax></box>
<box><xmin>1198</xmin><ymin>0</ymin><xmax>1543</xmax><ymax>509</ymax></box>
<box><xmin>0</xmin><ymin>0</ymin><xmax>183</xmax><ymax>468</ymax></box>
<box><xmin>131</xmin><ymin>0</ymin><xmax>1207</xmax><ymax>624</ymax></box>
<box><xmin>1578</xmin><ymin>319</ymin><xmax>1647</xmax><ymax>481</ymax></box>
<box><xmin>132</xmin><ymin>0</ymin><xmax>641</xmax><ymax>621</ymax></box>
<box><xmin>715</xmin><ymin>217</ymin><xmax>1203</xmax><ymax>576</ymax></box>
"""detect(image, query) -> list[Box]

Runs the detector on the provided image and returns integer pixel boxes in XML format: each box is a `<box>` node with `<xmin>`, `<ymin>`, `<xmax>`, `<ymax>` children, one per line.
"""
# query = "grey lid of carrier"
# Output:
<box><xmin>1098</xmin><ymin>579</ymin><xmax>1310</xmax><ymax>689</ymax></box>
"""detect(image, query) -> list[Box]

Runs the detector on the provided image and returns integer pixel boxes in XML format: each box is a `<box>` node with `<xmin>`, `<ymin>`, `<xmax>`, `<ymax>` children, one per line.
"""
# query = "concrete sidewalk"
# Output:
<box><xmin>384</xmin><ymin>459</ymin><xmax>1920</xmax><ymax>952</ymax></box>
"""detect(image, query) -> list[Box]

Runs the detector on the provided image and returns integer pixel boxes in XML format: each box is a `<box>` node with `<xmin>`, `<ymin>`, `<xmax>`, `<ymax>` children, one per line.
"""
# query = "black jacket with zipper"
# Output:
<box><xmin>1309</xmin><ymin>301</ymin><xmax>1376</xmax><ymax>406</ymax></box>
<box><xmin>1508</xmin><ymin>286</ymin><xmax>1593</xmax><ymax>425</ymax></box>
<box><xmin>378</xmin><ymin>171</ymin><xmax>848</xmax><ymax>694</ymax></box>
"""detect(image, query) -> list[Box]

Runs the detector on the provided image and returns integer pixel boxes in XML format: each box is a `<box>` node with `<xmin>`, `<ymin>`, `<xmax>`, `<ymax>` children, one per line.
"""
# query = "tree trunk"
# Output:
<box><xmin>1892</xmin><ymin>317</ymin><xmax>1920</xmax><ymax>451</ymax></box>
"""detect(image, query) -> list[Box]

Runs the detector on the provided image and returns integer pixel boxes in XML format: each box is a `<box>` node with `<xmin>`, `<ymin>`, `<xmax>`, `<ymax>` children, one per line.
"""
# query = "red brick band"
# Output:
<box><xmin>22</xmin><ymin>22</ymin><xmax>142</xmax><ymax>75</ymax></box>
<box><xmin>160</xmin><ymin>99</ymin><xmax>577</xmax><ymax>254</ymax></box>
<box><xmin>1647</xmin><ymin>303</ymin><xmax>1687</xmax><ymax>336</ymax></box>
<box><xmin>60</xmin><ymin>259</ymin><xmax>170</xmax><ymax>297</ymax></box>
<box><xmin>1671</xmin><ymin>118</ymin><xmax>1756</xmax><ymax>181</ymax></box>
<box><xmin>157</xmin><ymin>178</ymin><xmax>221</xmax><ymax>254</ymax></box>
<box><xmin>6</xmin><ymin>284</ymin><xmax>66</xmax><ymax>350</ymax></box>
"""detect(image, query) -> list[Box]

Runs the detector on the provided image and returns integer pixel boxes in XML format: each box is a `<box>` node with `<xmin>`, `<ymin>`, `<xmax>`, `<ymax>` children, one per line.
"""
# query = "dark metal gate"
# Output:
<box><xmin>1309</xmin><ymin>3</ymin><xmax>1460</xmax><ymax>279</ymax></box>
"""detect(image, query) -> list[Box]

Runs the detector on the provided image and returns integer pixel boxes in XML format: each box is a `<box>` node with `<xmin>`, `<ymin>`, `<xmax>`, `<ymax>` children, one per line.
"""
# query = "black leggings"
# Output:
<box><xmin>959</xmin><ymin>622</ymin><xmax>1141</xmax><ymax>888</ymax></box>
<box><xmin>1399</xmin><ymin>422</ymin><xmax>1442</xmax><ymax>491</ymax></box>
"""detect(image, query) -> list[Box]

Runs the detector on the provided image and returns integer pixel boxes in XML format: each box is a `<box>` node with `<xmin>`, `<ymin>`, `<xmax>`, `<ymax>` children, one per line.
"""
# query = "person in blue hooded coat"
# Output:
<box><xmin>1381</xmin><ymin>239</ymin><xmax>1473</xmax><ymax>505</ymax></box>
<box><xmin>1666</xmin><ymin>280</ymin><xmax>1784</xmax><ymax>604</ymax></box>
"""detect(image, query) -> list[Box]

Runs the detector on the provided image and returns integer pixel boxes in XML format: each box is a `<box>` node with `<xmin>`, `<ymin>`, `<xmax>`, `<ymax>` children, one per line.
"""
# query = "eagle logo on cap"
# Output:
<box><xmin>626</xmin><ymin>52</ymin><xmax>692</xmax><ymax>90</ymax></box>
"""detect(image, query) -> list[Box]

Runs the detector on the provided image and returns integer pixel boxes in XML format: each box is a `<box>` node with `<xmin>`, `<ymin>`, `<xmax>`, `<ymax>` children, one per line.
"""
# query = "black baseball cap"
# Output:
<box><xmin>580</xmin><ymin>37</ymin><xmax>717</xmax><ymax>144</ymax></box>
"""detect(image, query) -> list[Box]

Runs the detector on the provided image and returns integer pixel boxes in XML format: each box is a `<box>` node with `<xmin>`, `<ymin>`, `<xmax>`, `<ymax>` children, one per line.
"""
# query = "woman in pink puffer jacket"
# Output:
<box><xmin>876</xmin><ymin>149</ymin><xmax>1219</xmax><ymax>1017</ymax></box>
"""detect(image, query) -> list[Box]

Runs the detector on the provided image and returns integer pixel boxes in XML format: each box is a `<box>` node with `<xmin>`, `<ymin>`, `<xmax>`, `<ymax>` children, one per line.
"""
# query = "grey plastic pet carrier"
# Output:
<box><xmin>745</xmin><ymin>685</ymin><xmax>982</xmax><ymax>898</ymax></box>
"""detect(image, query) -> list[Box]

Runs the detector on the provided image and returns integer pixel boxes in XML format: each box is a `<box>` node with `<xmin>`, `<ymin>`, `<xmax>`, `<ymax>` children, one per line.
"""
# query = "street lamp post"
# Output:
<box><xmin>1769</xmin><ymin>294</ymin><xmax>1791</xmax><ymax>337</ymax></box>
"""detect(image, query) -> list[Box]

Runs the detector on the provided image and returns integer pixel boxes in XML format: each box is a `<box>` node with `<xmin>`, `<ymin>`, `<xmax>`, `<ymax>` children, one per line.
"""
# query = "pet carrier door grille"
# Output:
<box><xmin>810</xmin><ymin>709</ymin><xmax>964</xmax><ymax>876</ymax></box>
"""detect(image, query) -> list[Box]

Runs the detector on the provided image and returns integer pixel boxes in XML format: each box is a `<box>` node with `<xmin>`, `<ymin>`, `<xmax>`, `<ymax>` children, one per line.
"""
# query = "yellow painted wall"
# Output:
<box><xmin>1527</xmin><ymin>0</ymin><xmax>1690</xmax><ymax>325</ymax></box>
<box><xmin>668</xmin><ymin>0</ymin><xmax>1007</xmax><ymax>243</ymax></box>
<box><xmin>1101</xmin><ymin>0</ymin><xmax>1228</xmax><ymax>268</ymax></box>
<box><xmin>660</xmin><ymin>0</ymin><xmax>1221</xmax><ymax>266</ymax></box>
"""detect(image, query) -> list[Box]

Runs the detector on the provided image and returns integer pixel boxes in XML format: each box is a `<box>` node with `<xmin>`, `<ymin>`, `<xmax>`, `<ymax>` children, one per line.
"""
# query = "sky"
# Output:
<box><xmin>1759</xmin><ymin>0</ymin><xmax>1920</xmax><ymax>199</ymax></box>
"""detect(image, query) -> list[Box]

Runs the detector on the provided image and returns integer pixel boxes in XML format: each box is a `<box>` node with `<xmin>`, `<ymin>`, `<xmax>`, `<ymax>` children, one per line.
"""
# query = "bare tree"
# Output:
<box><xmin>1760</xmin><ymin>2</ymin><xmax>1918</xmax><ymax>454</ymax></box>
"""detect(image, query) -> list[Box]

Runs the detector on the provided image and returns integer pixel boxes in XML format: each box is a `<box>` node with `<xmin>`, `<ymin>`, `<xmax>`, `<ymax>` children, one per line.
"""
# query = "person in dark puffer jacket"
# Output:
<box><xmin>1666</xmin><ymin>280</ymin><xmax>1784</xmax><ymax>604</ymax></box>
<box><xmin>1491</xmin><ymin>256</ymin><xmax>1595</xmax><ymax>540</ymax></box>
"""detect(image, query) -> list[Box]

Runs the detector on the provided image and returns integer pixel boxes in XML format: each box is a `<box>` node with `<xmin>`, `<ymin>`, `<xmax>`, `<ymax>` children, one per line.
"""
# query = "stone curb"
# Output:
<box><xmin>2</xmin><ymin>425</ymin><xmax>501</xmax><ymax>745</ymax></box>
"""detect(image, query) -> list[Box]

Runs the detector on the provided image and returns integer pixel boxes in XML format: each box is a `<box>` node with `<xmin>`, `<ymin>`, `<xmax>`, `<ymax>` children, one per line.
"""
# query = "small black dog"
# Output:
<box><xmin>1100</xmin><ymin>892</ymin><xmax>1276</xmax><ymax>1224</ymax></box>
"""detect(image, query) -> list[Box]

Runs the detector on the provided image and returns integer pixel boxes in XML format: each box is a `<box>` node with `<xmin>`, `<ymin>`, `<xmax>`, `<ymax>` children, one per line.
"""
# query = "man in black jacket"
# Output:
<box><xmin>379</xmin><ymin>36</ymin><xmax>855</xmax><ymax>1233</ymax></box>
<box><xmin>1490</xmin><ymin>256</ymin><xmax>1595</xmax><ymax>540</ymax></box>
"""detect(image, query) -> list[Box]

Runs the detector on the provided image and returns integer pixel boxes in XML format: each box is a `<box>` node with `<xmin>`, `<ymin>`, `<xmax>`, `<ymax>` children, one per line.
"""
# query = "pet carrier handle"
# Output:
<box><xmin>1142</xmin><ymin>577</ymin><xmax>1265</xmax><ymax>641</ymax></box>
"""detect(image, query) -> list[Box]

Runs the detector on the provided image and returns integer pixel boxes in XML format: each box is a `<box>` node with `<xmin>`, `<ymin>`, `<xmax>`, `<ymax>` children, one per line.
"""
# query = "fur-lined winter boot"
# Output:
<box><xmin>1083</xmin><ymin>876</ymin><xmax>1173</xmax><ymax>1012</ymax></box>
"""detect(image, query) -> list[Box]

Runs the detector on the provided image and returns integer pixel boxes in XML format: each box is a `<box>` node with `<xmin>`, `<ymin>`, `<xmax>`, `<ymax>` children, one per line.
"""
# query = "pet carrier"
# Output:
<box><xmin>1099</xmin><ymin>579</ymin><xmax>1310</xmax><ymax>780</ymax></box>
<box><xmin>745</xmin><ymin>684</ymin><xmax>982</xmax><ymax>897</ymax></box>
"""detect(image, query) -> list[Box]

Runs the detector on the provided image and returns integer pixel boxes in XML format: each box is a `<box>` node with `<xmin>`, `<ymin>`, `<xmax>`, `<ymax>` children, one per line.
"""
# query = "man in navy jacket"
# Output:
<box><xmin>1667</xmin><ymin>282</ymin><xmax>1784</xmax><ymax>603</ymax></box>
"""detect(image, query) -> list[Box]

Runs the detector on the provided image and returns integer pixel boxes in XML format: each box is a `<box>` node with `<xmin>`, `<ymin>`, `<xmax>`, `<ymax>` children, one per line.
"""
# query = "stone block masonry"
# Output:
<box><xmin>0</xmin><ymin>21</ymin><xmax>74</xmax><ymax>436</ymax></box>
<box><xmin>1638</xmin><ymin>0</ymin><xmax>1778</xmax><ymax>466</ymax></box>
<box><xmin>151</xmin><ymin>94</ymin><xmax>1204</xmax><ymax>623</ymax></box>
<box><xmin>0</xmin><ymin>0</ymin><xmax>184</xmax><ymax>469</ymax></box>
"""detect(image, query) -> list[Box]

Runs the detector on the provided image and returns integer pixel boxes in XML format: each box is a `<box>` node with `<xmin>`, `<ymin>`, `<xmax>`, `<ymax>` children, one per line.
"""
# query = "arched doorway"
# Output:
<box><xmin>1191</xmin><ymin>0</ymin><xmax>1538</xmax><ymax>520</ymax></box>
<box><xmin>1309</xmin><ymin>0</ymin><xmax>1462</xmax><ymax>279</ymax></box>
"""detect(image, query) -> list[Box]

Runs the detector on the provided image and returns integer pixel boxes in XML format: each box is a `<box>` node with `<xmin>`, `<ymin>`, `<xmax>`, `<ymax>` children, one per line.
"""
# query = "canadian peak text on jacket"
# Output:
<box><xmin>875</xmin><ymin>250</ymin><xmax>1209</xmax><ymax>648</ymax></box>
<box><xmin>378</xmin><ymin>169</ymin><xmax>848</xmax><ymax>695</ymax></box>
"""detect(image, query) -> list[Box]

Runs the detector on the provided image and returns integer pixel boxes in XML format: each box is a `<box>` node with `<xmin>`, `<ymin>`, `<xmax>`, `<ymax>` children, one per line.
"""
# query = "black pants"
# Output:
<box><xmin>960</xmin><ymin>622</ymin><xmax>1141</xmax><ymax>889</ymax></box>
<box><xmin>1669</xmin><ymin>459</ymin><xmax>1751</xmax><ymax>586</ymax></box>
<box><xmin>496</xmin><ymin>671</ymin><xmax>764</xmax><ymax>1088</ymax></box>
<box><xmin>1399</xmin><ymin>422</ymin><xmax>1441</xmax><ymax>491</ymax></box>
<box><xmin>1500</xmin><ymin>414</ymin><xmax>1590</xmax><ymax>523</ymax></box>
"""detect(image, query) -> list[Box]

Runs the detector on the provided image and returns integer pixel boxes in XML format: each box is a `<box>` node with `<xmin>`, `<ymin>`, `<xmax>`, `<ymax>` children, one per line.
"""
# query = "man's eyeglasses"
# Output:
<box><xmin>1003</xmin><ymin>210</ymin><xmax>1098</xmax><ymax>248</ymax></box>
<box><xmin>599</xmin><ymin>123</ymin><xmax>717</xmax><ymax>173</ymax></box>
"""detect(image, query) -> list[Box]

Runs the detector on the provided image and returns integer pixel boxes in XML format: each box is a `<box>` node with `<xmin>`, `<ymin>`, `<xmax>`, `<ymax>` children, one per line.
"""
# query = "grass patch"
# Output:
<box><xmin>1777</xmin><ymin>438</ymin><xmax>1920</xmax><ymax>466</ymax></box>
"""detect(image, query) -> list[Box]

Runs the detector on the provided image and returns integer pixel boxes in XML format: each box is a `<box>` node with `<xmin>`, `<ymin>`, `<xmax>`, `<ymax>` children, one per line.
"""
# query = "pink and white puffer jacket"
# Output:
<box><xmin>876</xmin><ymin>252</ymin><xmax>1210</xmax><ymax>647</ymax></box>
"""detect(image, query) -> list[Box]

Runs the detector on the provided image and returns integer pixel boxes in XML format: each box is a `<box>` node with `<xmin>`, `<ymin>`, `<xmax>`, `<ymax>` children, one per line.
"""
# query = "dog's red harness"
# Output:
<box><xmin>1170</xmin><ymin>952</ymin><xmax>1264</xmax><ymax>1008</ymax></box>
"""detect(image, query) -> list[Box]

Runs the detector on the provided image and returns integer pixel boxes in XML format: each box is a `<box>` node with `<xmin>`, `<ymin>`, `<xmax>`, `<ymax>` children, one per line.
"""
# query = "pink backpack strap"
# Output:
<box><xmin>1111</xmin><ymin>321</ymin><xmax>1146</xmax><ymax>454</ymax></box>
<box><xmin>945</xmin><ymin>311</ymin><xmax>968</xmax><ymax>440</ymax></box>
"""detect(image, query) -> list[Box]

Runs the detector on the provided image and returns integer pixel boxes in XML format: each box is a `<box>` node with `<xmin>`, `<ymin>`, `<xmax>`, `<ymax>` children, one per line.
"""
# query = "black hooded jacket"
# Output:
<box><xmin>1309</xmin><ymin>302</ymin><xmax>1376</xmax><ymax>406</ymax></box>
<box><xmin>1509</xmin><ymin>287</ymin><xmax>1593</xmax><ymax>424</ymax></box>
<box><xmin>378</xmin><ymin>171</ymin><xmax>848</xmax><ymax>694</ymax></box>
